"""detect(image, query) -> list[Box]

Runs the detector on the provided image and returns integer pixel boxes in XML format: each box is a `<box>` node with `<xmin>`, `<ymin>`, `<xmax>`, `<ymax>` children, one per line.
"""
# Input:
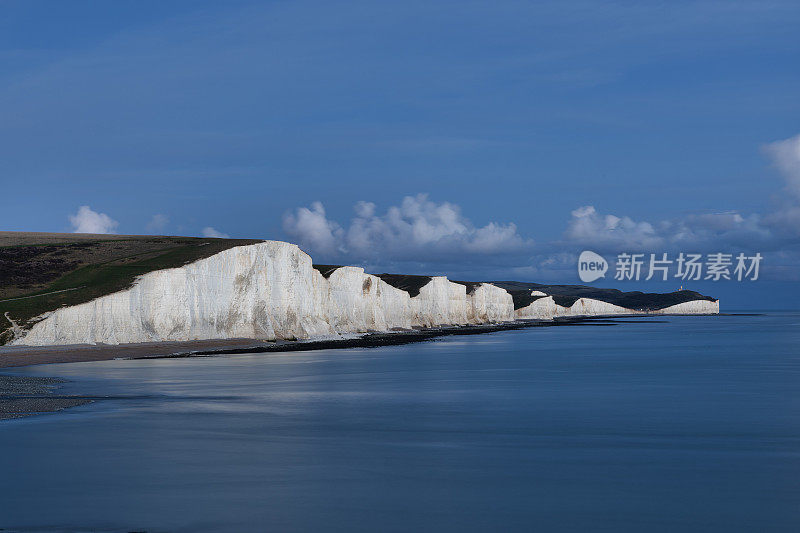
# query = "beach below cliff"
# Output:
<box><xmin>0</xmin><ymin>316</ymin><xmax>659</xmax><ymax>369</ymax></box>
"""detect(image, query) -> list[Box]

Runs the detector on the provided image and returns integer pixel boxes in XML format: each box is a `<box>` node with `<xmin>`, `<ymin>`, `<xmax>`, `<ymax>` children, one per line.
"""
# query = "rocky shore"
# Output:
<box><xmin>0</xmin><ymin>374</ymin><xmax>92</xmax><ymax>420</ymax></box>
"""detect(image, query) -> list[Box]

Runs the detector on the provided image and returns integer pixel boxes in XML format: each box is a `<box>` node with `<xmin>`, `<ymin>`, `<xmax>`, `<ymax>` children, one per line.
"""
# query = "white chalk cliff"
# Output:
<box><xmin>515</xmin><ymin>295</ymin><xmax>719</xmax><ymax>320</ymax></box>
<box><xmin>11</xmin><ymin>241</ymin><xmax>718</xmax><ymax>346</ymax></box>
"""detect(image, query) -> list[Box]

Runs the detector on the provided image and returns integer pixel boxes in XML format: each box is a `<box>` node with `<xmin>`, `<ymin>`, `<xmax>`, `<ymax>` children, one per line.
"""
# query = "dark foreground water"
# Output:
<box><xmin>1</xmin><ymin>313</ymin><xmax>799</xmax><ymax>532</ymax></box>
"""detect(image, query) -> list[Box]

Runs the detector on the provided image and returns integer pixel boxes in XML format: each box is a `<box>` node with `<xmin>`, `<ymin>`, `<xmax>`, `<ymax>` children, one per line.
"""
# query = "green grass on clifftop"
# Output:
<box><xmin>0</xmin><ymin>233</ymin><xmax>262</xmax><ymax>341</ymax></box>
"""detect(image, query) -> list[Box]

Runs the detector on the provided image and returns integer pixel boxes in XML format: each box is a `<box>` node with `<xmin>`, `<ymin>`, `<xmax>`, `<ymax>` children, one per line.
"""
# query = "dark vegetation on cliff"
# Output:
<box><xmin>376</xmin><ymin>274</ymin><xmax>433</xmax><ymax>298</ymax></box>
<box><xmin>312</xmin><ymin>265</ymin><xmax>343</xmax><ymax>278</ymax></box>
<box><xmin>505</xmin><ymin>291</ymin><xmax>548</xmax><ymax>310</ymax></box>
<box><xmin>0</xmin><ymin>232</ymin><xmax>262</xmax><ymax>335</ymax></box>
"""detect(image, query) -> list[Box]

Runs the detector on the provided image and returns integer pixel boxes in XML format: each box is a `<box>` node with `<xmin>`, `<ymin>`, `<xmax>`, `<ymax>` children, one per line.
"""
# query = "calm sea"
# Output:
<box><xmin>1</xmin><ymin>313</ymin><xmax>799</xmax><ymax>532</ymax></box>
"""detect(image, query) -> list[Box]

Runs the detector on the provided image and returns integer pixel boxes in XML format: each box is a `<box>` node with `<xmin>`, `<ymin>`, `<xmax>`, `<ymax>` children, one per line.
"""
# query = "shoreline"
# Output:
<box><xmin>0</xmin><ymin>374</ymin><xmax>93</xmax><ymax>420</ymax></box>
<box><xmin>158</xmin><ymin>316</ymin><xmax>668</xmax><ymax>358</ymax></box>
<box><xmin>0</xmin><ymin>314</ymin><xmax>719</xmax><ymax>421</ymax></box>
<box><xmin>0</xmin><ymin>315</ymin><xmax>676</xmax><ymax>369</ymax></box>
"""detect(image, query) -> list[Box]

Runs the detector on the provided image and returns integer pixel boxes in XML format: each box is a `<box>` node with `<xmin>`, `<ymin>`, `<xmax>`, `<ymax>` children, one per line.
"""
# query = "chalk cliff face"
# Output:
<box><xmin>322</xmin><ymin>266</ymin><xmax>412</xmax><ymax>332</ymax></box>
<box><xmin>318</xmin><ymin>268</ymin><xmax>515</xmax><ymax>332</ymax></box>
<box><xmin>11</xmin><ymin>241</ymin><xmax>719</xmax><ymax>346</ymax></box>
<box><xmin>515</xmin><ymin>296</ymin><xmax>561</xmax><ymax>320</ymax></box>
<box><xmin>17</xmin><ymin>241</ymin><xmax>335</xmax><ymax>346</ymax></box>
<box><xmin>558</xmin><ymin>298</ymin><xmax>635</xmax><ymax>317</ymax></box>
<box><xmin>466</xmin><ymin>283</ymin><xmax>515</xmax><ymax>324</ymax></box>
<box><xmin>411</xmin><ymin>277</ymin><xmax>467</xmax><ymax>328</ymax></box>
<box><xmin>515</xmin><ymin>295</ymin><xmax>720</xmax><ymax>320</ymax></box>
<box><xmin>653</xmin><ymin>300</ymin><xmax>720</xmax><ymax>315</ymax></box>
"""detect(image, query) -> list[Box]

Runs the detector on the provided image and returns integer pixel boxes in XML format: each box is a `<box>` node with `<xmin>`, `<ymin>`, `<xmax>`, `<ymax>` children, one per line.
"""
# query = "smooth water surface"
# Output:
<box><xmin>2</xmin><ymin>313</ymin><xmax>799</xmax><ymax>531</ymax></box>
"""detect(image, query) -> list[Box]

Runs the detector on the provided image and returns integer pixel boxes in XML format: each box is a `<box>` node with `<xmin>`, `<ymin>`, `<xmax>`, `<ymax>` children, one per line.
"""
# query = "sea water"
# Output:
<box><xmin>1</xmin><ymin>313</ymin><xmax>799</xmax><ymax>532</ymax></box>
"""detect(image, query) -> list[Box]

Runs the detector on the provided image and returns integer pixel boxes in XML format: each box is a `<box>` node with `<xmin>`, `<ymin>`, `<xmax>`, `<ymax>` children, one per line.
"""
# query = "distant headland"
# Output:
<box><xmin>0</xmin><ymin>232</ymin><xmax>718</xmax><ymax>349</ymax></box>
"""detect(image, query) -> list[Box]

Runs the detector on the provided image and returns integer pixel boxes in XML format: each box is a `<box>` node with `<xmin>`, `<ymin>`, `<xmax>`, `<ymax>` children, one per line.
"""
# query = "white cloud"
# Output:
<box><xmin>465</xmin><ymin>222</ymin><xmax>528</xmax><ymax>254</ymax></box>
<box><xmin>69</xmin><ymin>206</ymin><xmax>119</xmax><ymax>234</ymax></box>
<box><xmin>562</xmin><ymin>134</ymin><xmax>800</xmax><ymax>254</ymax></box>
<box><xmin>146</xmin><ymin>214</ymin><xmax>169</xmax><ymax>233</ymax></box>
<box><xmin>282</xmin><ymin>201</ymin><xmax>343</xmax><ymax>256</ymax></box>
<box><xmin>667</xmin><ymin>211</ymin><xmax>770</xmax><ymax>247</ymax></box>
<box><xmin>565</xmin><ymin>205</ymin><xmax>662</xmax><ymax>250</ymax></box>
<box><xmin>551</xmin><ymin>134</ymin><xmax>800</xmax><ymax>281</ymax></box>
<box><xmin>202</xmin><ymin>226</ymin><xmax>230</xmax><ymax>238</ymax></box>
<box><xmin>565</xmin><ymin>204</ymin><xmax>774</xmax><ymax>252</ymax></box>
<box><xmin>279</xmin><ymin>135</ymin><xmax>800</xmax><ymax>280</ymax></box>
<box><xmin>764</xmin><ymin>133</ymin><xmax>800</xmax><ymax>200</ymax></box>
<box><xmin>283</xmin><ymin>194</ymin><xmax>532</xmax><ymax>261</ymax></box>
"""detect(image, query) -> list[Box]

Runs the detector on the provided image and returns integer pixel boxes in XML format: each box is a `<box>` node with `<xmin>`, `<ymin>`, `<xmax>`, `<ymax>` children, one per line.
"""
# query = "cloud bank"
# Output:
<box><xmin>283</xmin><ymin>194</ymin><xmax>532</xmax><ymax>263</ymax></box>
<box><xmin>280</xmin><ymin>134</ymin><xmax>800</xmax><ymax>282</ymax></box>
<box><xmin>561</xmin><ymin>133</ymin><xmax>800</xmax><ymax>254</ymax></box>
<box><xmin>59</xmin><ymin>135</ymin><xmax>800</xmax><ymax>284</ymax></box>
<box><xmin>564</xmin><ymin>206</ymin><xmax>771</xmax><ymax>253</ymax></box>
<box><xmin>69</xmin><ymin>206</ymin><xmax>119</xmax><ymax>234</ymax></box>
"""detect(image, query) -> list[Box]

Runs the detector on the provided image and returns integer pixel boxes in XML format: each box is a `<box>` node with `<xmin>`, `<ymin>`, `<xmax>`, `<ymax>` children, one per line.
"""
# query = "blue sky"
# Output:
<box><xmin>1</xmin><ymin>1</ymin><xmax>799</xmax><ymax>307</ymax></box>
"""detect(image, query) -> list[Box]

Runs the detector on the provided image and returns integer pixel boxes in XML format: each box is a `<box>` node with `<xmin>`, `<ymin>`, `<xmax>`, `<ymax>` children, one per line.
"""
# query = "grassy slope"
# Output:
<box><xmin>0</xmin><ymin>234</ymin><xmax>262</xmax><ymax>341</ymax></box>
